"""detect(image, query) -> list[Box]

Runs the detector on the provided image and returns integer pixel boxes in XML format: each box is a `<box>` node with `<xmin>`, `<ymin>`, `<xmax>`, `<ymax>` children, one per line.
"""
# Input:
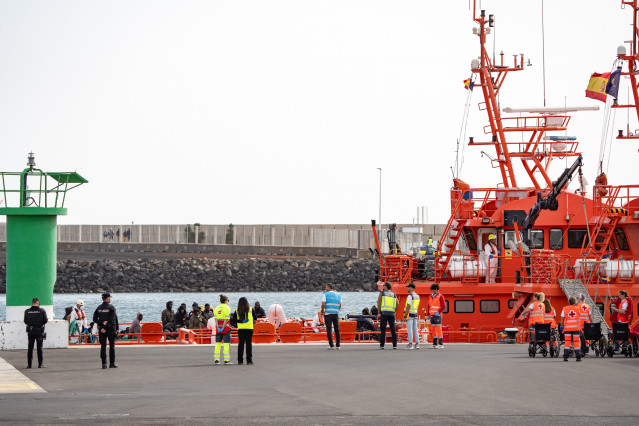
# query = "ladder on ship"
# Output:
<box><xmin>583</xmin><ymin>186</ymin><xmax>624</xmax><ymax>258</ymax></box>
<box><xmin>558</xmin><ymin>279</ymin><xmax>610</xmax><ymax>335</ymax></box>
<box><xmin>506</xmin><ymin>293</ymin><xmax>532</xmax><ymax>323</ymax></box>
<box><xmin>435</xmin><ymin>218</ymin><xmax>468</xmax><ymax>280</ymax></box>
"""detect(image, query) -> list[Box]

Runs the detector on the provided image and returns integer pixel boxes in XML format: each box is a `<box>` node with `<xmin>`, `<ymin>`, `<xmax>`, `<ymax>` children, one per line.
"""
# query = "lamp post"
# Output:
<box><xmin>377</xmin><ymin>167</ymin><xmax>382</xmax><ymax>247</ymax></box>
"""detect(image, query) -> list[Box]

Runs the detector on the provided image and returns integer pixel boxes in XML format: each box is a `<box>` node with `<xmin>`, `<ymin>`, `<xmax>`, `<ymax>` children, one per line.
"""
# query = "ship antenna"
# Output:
<box><xmin>541</xmin><ymin>0</ymin><xmax>547</xmax><ymax>107</ymax></box>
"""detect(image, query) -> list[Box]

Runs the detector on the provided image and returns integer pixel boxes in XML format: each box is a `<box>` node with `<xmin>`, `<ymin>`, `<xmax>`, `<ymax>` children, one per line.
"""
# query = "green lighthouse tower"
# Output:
<box><xmin>1</xmin><ymin>153</ymin><xmax>87</xmax><ymax>322</ymax></box>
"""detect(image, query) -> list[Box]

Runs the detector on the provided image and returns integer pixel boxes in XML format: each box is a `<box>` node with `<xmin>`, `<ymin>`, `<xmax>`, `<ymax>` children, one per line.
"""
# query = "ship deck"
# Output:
<box><xmin>0</xmin><ymin>343</ymin><xmax>638</xmax><ymax>424</ymax></box>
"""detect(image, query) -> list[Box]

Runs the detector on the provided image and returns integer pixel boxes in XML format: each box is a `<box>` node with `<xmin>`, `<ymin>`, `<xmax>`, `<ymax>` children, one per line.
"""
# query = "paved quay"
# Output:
<box><xmin>0</xmin><ymin>343</ymin><xmax>638</xmax><ymax>424</ymax></box>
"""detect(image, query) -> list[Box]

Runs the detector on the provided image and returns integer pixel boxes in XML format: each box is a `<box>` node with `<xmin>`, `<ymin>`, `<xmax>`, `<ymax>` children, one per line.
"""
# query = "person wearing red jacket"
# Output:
<box><xmin>611</xmin><ymin>290</ymin><xmax>632</xmax><ymax>324</ymax></box>
<box><xmin>611</xmin><ymin>290</ymin><xmax>633</xmax><ymax>352</ymax></box>
<box><xmin>427</xmin><ymin>284</ymin><xmax>446</xmax><ymax>349</ymax></box>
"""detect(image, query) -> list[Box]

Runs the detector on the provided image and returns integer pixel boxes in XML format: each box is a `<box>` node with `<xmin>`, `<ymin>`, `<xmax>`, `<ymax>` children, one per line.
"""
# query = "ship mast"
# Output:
<box><xmin>469</xmin><ymin>1</ymin><xmax>582</xmax><ymax>190</ymax></box>
<box><xmin>615</xmin><ymin>0</ymin><xmax>639</xmax><ymax>138</ymax></box>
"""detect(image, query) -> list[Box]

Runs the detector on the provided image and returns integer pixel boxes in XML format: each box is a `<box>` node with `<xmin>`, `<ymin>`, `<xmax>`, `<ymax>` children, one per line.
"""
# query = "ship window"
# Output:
<box><xmin>549</xmin><ymin>229</ymin><xmax>563</xmax><ymax>249</ymax></box>
<box><xmin>462</xmin><ymin>228</ymin><xmax>477</xmax><ymax>251</ymax></box>
<box><xmin>504</xmin><ymin>230</ymin><xmax>523</xmax><ymax>247</ymax></box>
<box><xmin>480</xmin><ymin>300</ymin><xmax>500</xmax><ymax>313</ymax></box>
<box><xmin>595</xmin><ymin>303</ymin><xmax>604</xmax><ymax>317</ymax></box>
<box><xmin>454</xmin><ymin>300</ymin><xmax>474</xmax><ymax>313</ymax></box>
<box><xmin>508</xmin><ymin>299</ymin><xmax>517</xmax><ymax>309</ymax></box>
<box><xmin>567</xmin><ymin>229</ymin><xmax>589</xmax><ymax>249</ymax></box>
<box><xmin>530</xmin><ymin>230</ymin><xmax>544</xmax><ymax>249</ymax></box>
<box><xmin>443</xmin><ymin>300</ymin><xmax>449</xmax><ymax>314</ymax></box>
<box><xmin>614</xmin><ymin>227</ymin><xmax>630</xmax><ymax>250</ymax></box>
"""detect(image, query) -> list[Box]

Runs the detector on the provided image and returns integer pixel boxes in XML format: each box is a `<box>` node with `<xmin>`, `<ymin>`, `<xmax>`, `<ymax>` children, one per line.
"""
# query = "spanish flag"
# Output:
<box><xmin>586</xmin><ymin>72</ymin><xmax>611</xmax><ymax>102</ymax></box>
<box><xmin>463</xmin><ymin>78</ymin><xmax>474</xmax><ymax>91</ymax></box>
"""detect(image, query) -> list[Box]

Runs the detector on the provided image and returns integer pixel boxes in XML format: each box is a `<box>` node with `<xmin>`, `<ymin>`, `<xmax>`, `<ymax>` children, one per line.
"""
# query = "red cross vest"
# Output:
<box><xmin>562</xmin><ymin>305</ymin><xmax>581</xmax><ymax>332</ymax></box>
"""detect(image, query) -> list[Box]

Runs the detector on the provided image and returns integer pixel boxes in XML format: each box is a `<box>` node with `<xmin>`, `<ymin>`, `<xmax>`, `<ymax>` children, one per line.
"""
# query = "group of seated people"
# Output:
<box><xmin>161</xmin><ymin>300</ymin><xmax>267</xmax><ymax>333</ymax></box>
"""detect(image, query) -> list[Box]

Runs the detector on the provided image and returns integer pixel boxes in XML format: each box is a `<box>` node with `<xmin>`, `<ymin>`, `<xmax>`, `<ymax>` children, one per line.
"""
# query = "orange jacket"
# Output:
<box><xmin>544</xmin><ymin>308</ymin><xmax>557</xmax><ymax>329</ymax></box>
<box><xmin>562</xmin><ymin>305</ymin><xmax>581</xmax><ymax>332</ymax></box>
<box><xmin>528</xmin><ymin>302</ymin><xmax>545</xmax><ymax>326</ymax></box>
<box><xmin>427</xmin><ymin>293</ymin><xmax>445</xmax><ymax>316</ymax></box>
<box><xmin>576</xmin><ymin>302</ymin><xmax>590</xmax><ymax>326</ymax></box>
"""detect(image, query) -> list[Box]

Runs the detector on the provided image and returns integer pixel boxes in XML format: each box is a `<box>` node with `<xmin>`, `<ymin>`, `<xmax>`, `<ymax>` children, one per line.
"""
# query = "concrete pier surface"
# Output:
<box><xmin>0</xmin><ymin>343</ymin><xmax>638</xmax><ymax>424</ymax></box>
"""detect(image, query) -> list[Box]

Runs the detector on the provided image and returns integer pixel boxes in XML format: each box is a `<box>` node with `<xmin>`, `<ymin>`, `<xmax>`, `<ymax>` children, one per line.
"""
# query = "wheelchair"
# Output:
<box><xmin>528</xmin><ymin>323</ymin><xmax>554</xmax><ymax>358</ymax></box>
<box><xmin>582</xmin><ymin>322</ymin><xmax>605</xmax><ymax>357</ymax></box>
<box><xmin>606</xmin><ymin>322</ymin><xmax>634</xmax><ymax>357</ymax></box>
<box><xmin>549</xmin><ymin>326</ymin><xmax>562</xmax><ymax>358</ymax></box>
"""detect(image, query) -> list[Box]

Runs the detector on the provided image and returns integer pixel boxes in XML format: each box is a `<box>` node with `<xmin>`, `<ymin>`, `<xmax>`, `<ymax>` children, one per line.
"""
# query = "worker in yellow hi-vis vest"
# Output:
<box><xmin>208</xmin><ymin>294</ymin><xmax>232</xmax><ymax>365</ymax></box>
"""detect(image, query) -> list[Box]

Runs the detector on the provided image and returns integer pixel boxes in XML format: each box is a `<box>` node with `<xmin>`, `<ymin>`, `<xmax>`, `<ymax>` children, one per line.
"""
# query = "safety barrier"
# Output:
<box><xmin>70</xmin><ymin>321</ymin><xmax>507</xmax><ymax>345</ymax></box>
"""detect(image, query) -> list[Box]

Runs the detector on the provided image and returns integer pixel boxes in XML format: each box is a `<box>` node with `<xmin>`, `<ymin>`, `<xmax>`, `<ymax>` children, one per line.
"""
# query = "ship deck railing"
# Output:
<box><xmin>450</xmin><ymin>187</ymin><xmax>538</xmax><ymax>220</ymax></box>
<box><xmin>593</xmin><ymin>184</ymin><xmax>639</xmax><ymax>214</ymax></box>
<box><xmin>69</xmin><ymin>321</ymin><xmax>500</xmax><ymax>345</ymax></box>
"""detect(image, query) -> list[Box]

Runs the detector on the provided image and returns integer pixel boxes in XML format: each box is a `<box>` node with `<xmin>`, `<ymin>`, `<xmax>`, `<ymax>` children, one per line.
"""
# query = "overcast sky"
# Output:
<box><xmin>0</xmin><ymin>0</ymin><xmax>636</xmax><ymax>226</ymax></box>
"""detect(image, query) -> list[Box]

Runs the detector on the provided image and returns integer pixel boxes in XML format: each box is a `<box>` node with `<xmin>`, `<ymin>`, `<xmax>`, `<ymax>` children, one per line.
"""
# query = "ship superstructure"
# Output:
<box><xmin>373</xmin><ymin>1</ymin><xmax>639</xmax><ymax>336</ymax></box>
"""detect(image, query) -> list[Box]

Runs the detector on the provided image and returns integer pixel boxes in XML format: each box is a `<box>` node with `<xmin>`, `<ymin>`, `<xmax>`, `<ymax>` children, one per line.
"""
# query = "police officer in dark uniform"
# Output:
<box><xmin>93</xmin><ymin>292</ymin><xmax>119</xmax><ymax>369</ymax></box>
<box><xmin>24</xmin><ymin>297</ymin><xmax>48</xmax><ymax>369</ymax></box>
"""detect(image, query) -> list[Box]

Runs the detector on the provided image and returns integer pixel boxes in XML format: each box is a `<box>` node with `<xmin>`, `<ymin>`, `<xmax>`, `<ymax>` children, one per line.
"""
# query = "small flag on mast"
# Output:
<box><xmin>463</xmin><ymin>78</ymin><xmax>474</xmax><ymax>91</ymax></box>
<box><xmin>606</xmin><ymin>67</ymin><xmax>621</xmax><ymax>99</ymax></box>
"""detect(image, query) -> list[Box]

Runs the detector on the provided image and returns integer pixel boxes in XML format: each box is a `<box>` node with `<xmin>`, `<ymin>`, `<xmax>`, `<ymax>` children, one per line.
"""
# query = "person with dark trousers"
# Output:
<box><xmin>93</xmin><ymin>292</ymin><xmax>119</xmax><ymax>369</ymax></box>
<box><xmin>377</xmin><ymin>282</ymin><xmax>398</xmax><ymax>349</ymax></box>
<box><xmin>254</xmin><ymin>301</ymin><xmax>266</xmax><ymax>319</ymax></box>
<box><xmin>321</xmin><ymin>283</ymin><xmax>342</xmax><ymax>350</ymax></box>
<box><xmin>233</xmin><ymin>297</ymin><xmax>256</xmax><ymax>365</ymax></box>
<box><xmin>24</xmin><ymin>298</ymin><xmax>48</xmax><ymax>368</ymax></box>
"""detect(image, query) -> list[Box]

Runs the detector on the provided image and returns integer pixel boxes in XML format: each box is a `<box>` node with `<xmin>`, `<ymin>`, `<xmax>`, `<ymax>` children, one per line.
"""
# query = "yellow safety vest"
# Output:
<box><xmin>406</xmin><ymin>295</ymin><xmax>420</xmax><ymax>316</ymax></box>
<box><xmin>236</xmin><ymin>309</ymin><xmax>254</xmax><ymax>330</ymax></box>
<box><xmin>214</xmin><ymin>304</ymin><xmax>231</xmax><ymax>329</ymax></box>
<box><xmin>381</xmin><ymin>290</ymin><xmax>398</xmax><ymax>313</ymax></box>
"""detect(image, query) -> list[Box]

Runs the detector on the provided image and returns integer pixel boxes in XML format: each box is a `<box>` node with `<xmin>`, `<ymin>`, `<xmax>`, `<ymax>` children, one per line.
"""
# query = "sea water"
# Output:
<box><xmin>0</xmin><ymin>292</ymin><xmax>378</xmax><ymax>324</ymax></box>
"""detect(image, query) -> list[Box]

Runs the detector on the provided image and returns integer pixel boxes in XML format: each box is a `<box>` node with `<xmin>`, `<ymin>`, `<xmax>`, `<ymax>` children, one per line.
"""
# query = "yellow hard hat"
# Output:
<box><xmin>488</xmin><ymin>234</ymin><xmax>496</xmax><ymax>240</ymax></box>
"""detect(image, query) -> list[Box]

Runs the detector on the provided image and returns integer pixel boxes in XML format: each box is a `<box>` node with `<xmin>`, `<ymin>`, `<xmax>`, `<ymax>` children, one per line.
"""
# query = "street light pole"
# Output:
<box><xmin>377</xmin><ymin>167</ymin><xmax>382</xmax><ymax>249</ymax></box>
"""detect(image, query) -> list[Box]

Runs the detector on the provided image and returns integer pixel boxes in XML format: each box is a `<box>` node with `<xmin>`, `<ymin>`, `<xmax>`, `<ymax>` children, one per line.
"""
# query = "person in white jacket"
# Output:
<box><xmin>267</xmin><ymin>304</ymin><xmax>287</xmax><ymax>328</ymax></box>
<box><xmin>70</xmin><ymin>300</ymin><xmax>88</xmax><ymax>343</ymax></box>
<box><xmin>484</xmin><ymin>234</ymin><xmax>499</xmax><ymax>283</ymax></box>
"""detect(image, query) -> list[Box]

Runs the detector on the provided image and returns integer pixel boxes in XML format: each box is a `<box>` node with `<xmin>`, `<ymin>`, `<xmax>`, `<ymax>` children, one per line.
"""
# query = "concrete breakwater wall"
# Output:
<box><xmin>0</xmin><ymin>258</ymin><xmax>436</xmax><ymax>293</ymax></box>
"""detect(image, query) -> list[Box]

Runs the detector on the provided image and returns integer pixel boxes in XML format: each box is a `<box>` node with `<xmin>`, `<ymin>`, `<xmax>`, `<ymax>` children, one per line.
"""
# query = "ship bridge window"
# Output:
<box><xmin>614</xmin><ymin>227</ymin><xmax>630</xmax><ymax>250</ymax></box>
<box><xmin>504</xmin><ymin>230</ymin><xmax>523</xmax><ymax>247</ymax></box>
<box><xmin>454</xmin><ymin>300</ymin><xmax>474</xmax><ymax>313</ymax></box>
<box><xmin>462</xmin><ymin>228</ymin><xmax>477</xmax><ymax>251</ymax></box>
<box><xmin>567</xmin><ymin>229</ymin><xmax>589</xmax><ymax>249</ymax></box>
<box><xmin>529</xmin><ymin>230</ymin><xmax>544</xmax><ymax>249</ymax></box>
<box><xmin>549</xmin><ymin>229</ymin><xmax>563</xmax><ymax>249</ymax></box>
<box><xmin>480</xmin><ymin>300</ymin><xmax>500</xmax><ymax>313</ymax></box>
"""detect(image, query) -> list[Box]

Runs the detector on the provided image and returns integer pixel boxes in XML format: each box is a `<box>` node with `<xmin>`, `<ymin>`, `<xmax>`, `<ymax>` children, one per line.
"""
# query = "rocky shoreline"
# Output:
<box><xmin>0</xmin><ymin>257</ymin><xmax>436</xmax><ymax>293</ymax></box>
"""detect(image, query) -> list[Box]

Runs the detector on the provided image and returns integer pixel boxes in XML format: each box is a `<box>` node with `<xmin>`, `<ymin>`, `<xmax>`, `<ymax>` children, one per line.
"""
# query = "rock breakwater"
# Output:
<box><xmin>0</xmin><ymin>258</ymin><xmax>377</xmax><ymax>293</ymax></box>
<box><xmin>0</xmin><ymin>257</ymin><xmax>435</xmax><ymax>293</ymax></box>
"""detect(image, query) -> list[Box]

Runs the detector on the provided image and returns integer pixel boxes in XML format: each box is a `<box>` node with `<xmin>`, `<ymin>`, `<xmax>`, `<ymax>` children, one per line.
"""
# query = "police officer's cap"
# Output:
<box><xmin>102</xmin><ymin>292</ymin><xmax>111</xmax><ymax>300</ymax></box>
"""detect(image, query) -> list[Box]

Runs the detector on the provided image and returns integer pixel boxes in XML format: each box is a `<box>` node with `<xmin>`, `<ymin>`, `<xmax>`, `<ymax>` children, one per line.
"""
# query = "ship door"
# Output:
<box><xmin>477</xmin><ymin>228</ymin><xmax>497</xmax><ymax>255</ymax></box>
<box><xmin>477</xmin><ymin>228</ymin><xmax>500</xmax><ymax>282</ymax></box>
